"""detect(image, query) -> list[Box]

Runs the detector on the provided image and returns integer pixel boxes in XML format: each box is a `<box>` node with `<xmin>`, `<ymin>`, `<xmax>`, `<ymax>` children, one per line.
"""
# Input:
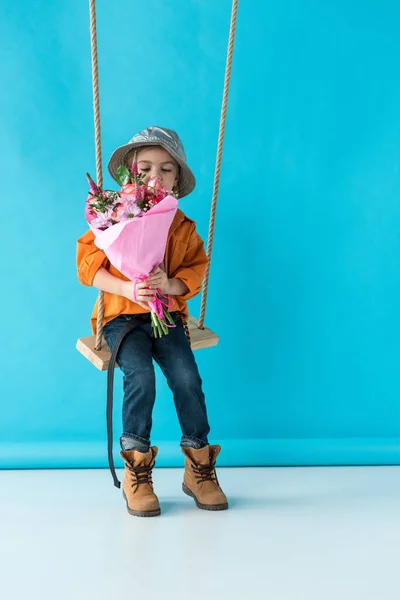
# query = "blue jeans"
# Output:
<box><xmin>103</xmin><ymin>313</ymin><xmax>210</xmax><ymax>452</ymax></box>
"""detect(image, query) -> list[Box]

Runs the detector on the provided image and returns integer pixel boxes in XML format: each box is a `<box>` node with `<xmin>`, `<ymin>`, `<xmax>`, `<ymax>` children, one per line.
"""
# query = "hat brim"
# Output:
<box><xmin>107</xmin><ymin>141</ymin><xmax>196</xmax><ymax>198</ymax></box>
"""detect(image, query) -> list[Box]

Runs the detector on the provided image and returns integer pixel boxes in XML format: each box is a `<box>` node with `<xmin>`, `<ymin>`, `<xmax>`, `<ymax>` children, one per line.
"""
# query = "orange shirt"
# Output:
<box><xmin>76</xmin><ymin>209</ymin><xmax>208</xmax><ymax>335</ymax></box>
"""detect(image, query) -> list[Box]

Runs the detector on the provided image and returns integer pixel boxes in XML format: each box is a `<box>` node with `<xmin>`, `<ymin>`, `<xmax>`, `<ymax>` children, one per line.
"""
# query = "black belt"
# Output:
<box><xmin>106</xmin><ymin>316</ymin><xmax>142</xmax><ymax>488</ymax></box>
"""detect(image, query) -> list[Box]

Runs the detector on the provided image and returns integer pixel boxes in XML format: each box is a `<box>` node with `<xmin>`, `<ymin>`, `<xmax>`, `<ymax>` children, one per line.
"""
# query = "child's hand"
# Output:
<box><xmin>144</xmin><ymin>267</ymin><xmax>170</xmax><ymax>295</ymax></box>
<box><xmin>122</xmin><ymin>280</ymin><xmax>156</xmax><ymax>310</ymax></box>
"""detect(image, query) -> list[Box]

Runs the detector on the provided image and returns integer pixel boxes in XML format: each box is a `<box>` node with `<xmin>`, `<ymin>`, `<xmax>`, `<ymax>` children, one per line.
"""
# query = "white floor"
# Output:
<box><xmin>1</xmin><ymin>466</ymin><xmax>400</xmax><ymax>600</ymax></box>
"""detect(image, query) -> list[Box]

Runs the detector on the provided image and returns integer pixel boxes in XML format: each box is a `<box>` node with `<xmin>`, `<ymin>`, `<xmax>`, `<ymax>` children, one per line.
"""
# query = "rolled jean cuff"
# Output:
<box><xmin>180</xmin><ymin>435</ymin><xmax>209</xmax><ymax>450</ymax></box>
<box><xmin>120</xmin><ymin>433</ymin><xmax>150</xmax><ymax>453</ymax></box>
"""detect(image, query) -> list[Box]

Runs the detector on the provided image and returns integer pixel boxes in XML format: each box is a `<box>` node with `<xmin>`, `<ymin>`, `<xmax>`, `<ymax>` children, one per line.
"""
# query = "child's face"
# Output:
<box><xmin>129</xmin><ymin>146</ymin><xmax>179</xmax><ymax>191</ymax></box>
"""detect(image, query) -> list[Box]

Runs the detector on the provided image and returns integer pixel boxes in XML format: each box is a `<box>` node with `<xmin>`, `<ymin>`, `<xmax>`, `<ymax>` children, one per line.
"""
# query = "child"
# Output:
<box><xmin>77</xmin><ymin>126</ymin><xmax>228</xmax><ymax>517</ymax></box>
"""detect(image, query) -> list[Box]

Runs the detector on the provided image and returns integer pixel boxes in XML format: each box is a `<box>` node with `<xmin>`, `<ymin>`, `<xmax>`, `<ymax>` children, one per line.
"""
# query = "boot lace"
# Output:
<box><xmin>127</xmin><ymin>462</ymin><xmax>154</xmax><ymax>492</ymax></box>
<box><xmin>192</xmin><ymin>463</ymin><xmax>218</xmax><ymax>485</ymax></box>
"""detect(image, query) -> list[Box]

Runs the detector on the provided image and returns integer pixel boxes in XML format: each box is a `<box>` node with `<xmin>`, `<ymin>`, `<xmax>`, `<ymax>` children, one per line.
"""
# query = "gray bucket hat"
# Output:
<box><xmin>107</xmin><ymin>126</ymin><xmax>196</xmax><ymax>198</ymax></box>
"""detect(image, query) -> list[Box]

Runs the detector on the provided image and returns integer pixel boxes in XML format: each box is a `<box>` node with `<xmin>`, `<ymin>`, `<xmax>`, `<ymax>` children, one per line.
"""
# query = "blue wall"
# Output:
<box><xmin>1</xmin><ymin>0</ymin><xmax>400</xmax><ymax>468</ymax></box>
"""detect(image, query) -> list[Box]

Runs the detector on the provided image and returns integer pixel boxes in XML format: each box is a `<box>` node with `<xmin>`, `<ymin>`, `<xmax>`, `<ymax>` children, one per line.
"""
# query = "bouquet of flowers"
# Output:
<box><xmin>85</xmin><ymin>152</ymin><xmax>178</xmax><ymax>338</ymax></box>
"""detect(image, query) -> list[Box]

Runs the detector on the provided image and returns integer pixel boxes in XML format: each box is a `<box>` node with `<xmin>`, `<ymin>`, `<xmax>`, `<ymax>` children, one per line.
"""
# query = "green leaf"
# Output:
<box><xmin>116</xmin><ymin>165</ymin><xmax>130</xmax><ymax>186</ymax></box>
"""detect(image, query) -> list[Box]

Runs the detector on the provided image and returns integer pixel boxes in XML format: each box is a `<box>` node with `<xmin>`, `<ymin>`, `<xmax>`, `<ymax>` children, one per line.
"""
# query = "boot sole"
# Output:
<box><xmin>122</xmin><ymin>491</ymin><xmax>161</xmax><ymax>517</ymax></box>
<box><xmin>182</xmin><ymin>484</ymin><xmax>229</xmax><ymax>511</ymax></box>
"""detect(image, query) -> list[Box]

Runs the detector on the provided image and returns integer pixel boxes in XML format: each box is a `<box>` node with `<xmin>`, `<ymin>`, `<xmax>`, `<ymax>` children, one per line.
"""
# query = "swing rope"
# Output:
<box><xmin>88</xmin><ymin>0</ymin><xmax>239</xmax><ymax>349</ymax></box>
<box><xmin>89</xmin><ymin>0</ymin><xmax>105</xmax><ymax>351</ymax></box>
<box><xmin>199</xmin><ymin>0</ymin><xmax>238</xmax><ymax>330</ymax></box>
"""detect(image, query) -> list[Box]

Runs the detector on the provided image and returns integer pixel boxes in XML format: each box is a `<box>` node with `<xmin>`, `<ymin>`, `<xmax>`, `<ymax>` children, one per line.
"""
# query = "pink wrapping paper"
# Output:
<box><xmin>89</xmin><ymin>194</ymin><xmax>178</xmax><ymax>282</ymax></box>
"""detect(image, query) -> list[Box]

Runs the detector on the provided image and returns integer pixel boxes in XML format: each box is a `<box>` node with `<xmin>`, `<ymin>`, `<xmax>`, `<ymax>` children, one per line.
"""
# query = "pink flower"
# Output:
<box><xmin>131</xmin><ymin>153</ymin><xmax>139</xmax><ymax>176</ymax></box>
<box><xmin>145</xmin><ymin>182</ymin><xmax>168</xmax><ymax>206</ymax></box>
<box><xmin>85</xmin><ymin>195</ymin><xmax>98</xmax><ymax>223</ymax></box>
<box><xmin>124</xmin><ymin>201</ymin><xmax>142</xmax><ymax>218</ymax></box>
<box><xmin>156</xmin><ymin>188</ymin><xmax>168</xmax><ymax>200</ymax></box>
<box><xmin>121</xmin><ymin>183</ymin><xmax>137</xmax><ymax>195</ymax></box>
<box><xmin>113</xmin><ymin>200</ymin><xmax>142</xmax><ymax>221</ymax></box>
<box><xmin>86</xmin><ymin>173</ymin><xmax>100</xmax><ymax>195</ymax></box>
<box><xmin>90</xmin><ymin>207</ymin><xmax>114</xmax><ymax>229</ymax></box>
<box><xmin>136</xmin><ymin>184</ymin><xmax>147</xmax><ymax>202</ymax></box>
<box><xmin>148</xmin><ymin>177</ymin><xmax>162</xmax><ymax>191</ymax></box>
<box><xmin>111</xmin><ymin>202</ymin><xmax>123</xmax><ymax>221</ymax></box>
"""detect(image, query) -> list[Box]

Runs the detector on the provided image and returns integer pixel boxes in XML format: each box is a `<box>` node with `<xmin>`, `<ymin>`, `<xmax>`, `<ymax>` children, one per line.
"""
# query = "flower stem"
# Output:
<box><xmin>164</xmin><ymin>307</ymin><xmax>175</xmax><ymax>326</ymax></box>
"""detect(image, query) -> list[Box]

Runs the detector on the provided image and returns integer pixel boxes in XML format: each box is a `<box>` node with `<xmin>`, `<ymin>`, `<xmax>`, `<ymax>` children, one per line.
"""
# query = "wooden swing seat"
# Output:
<box><xmin>76</xmin><ymin>316</ymin><xmax>218</xmax><ymax>371</ymax></box>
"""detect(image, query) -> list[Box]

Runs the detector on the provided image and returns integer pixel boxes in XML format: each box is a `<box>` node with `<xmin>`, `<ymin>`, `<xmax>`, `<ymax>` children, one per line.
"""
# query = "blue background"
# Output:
<box><xmin>1</xmin><ymin>0</ymin><xmax>400</xmax><ymax>468</ymax></box>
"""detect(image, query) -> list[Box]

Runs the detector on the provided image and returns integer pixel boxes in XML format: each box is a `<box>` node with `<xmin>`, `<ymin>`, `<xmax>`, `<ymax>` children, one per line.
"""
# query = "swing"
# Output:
<box><xmin>76</xmin><ymin>0</ymin><xmax>238</xmax><ymax>370</ymax></box>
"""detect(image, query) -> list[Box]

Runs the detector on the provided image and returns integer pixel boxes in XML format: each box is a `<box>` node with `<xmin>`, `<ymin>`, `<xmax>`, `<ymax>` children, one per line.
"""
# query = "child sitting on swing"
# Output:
<box><xmin>77</xmin><ymin>126</ymin><xmax>228</xmax><ymax>517</ymax></box>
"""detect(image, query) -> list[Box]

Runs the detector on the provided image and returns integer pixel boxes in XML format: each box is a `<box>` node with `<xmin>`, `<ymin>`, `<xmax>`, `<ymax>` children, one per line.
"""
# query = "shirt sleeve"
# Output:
<box><xmin>171</xmin><ymin>227</ymin><xmax>209</xmax><ymax>301</ymax></box>
<box><xmin>76</xmin><ymin>229</ymin><xmax>109</xmax><ymax>287</ymax></box>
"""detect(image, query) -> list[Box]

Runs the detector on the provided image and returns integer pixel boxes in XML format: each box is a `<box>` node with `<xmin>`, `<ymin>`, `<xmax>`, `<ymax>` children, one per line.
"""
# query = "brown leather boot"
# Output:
<box><xmin>120</xmin><ymin>447</ymin><xmax>161</xmax><ymax>517</ymax></box>
<box><xmin>182</xmin><ymin>445</ymin><xmax>228</xmax><ymax>511</ymax></box>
